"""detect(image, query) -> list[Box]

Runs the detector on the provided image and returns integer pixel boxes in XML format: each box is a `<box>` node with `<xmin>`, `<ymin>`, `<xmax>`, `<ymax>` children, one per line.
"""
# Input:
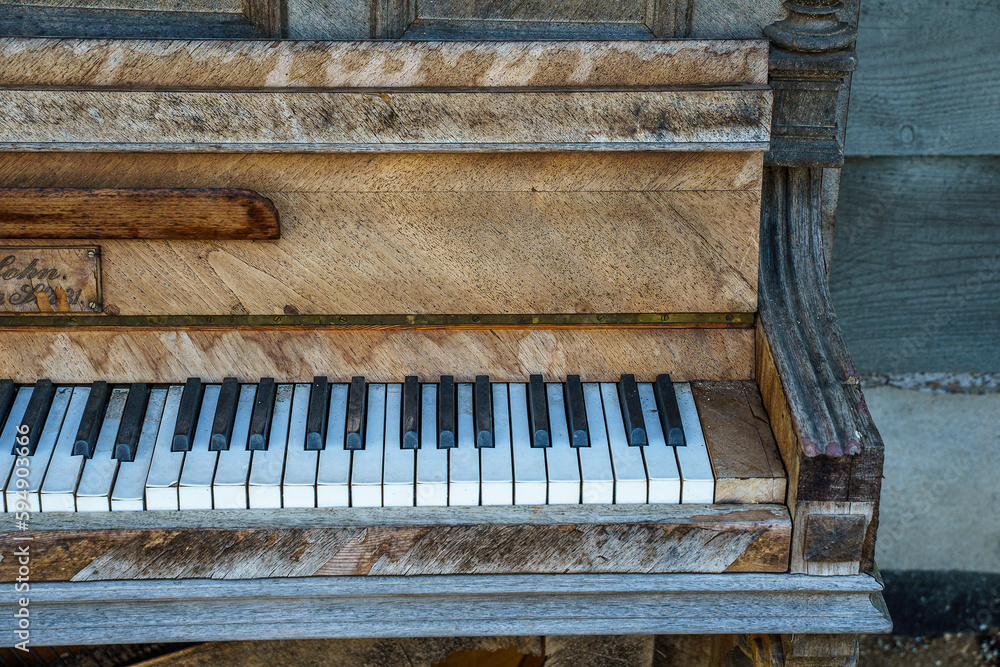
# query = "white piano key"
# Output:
<box><xmin>638</xmin><ymin>382</ymin><xmax>681</xmax><ymax>504</ymax></box>
<box><xmin>415</xmin><ymin>384</ymin><xmax>448</xmax><ymax>507</ymax></box>
<box><xmin>145</xmin><ymin>385</ymin><xmax>186</xmax><ymax>511</ymax></box>
<box><xmin>674</xmin><ymin>384</ymin><xmax>716</xmax><ymax>503</ymax></box>
<box><xmin>76</xmin><ymin>387</ymin><xmax>128</xmax><ymax>512</ymax></box>
<box><xmin>212</xmin><ymin>384</ymin><xmax>256</xmax><ymax>509</ymax></box>
<box><xmin>509</xmin><ymin>383</ymin><xmax>546</xmax><ymax>505</ymax></box>
<box><xmin>600</xmin><ymin>382</ymin><xmax>647</xmax><ymax>504</ymax></box>
<box><xmin>449</xmin><ymin>383</ymin><xmax>480</xmax><ymax>506</ymax></box>
<box><xmin>178</xmin><ymin>384</ymin><xmax>221</xmax><ymax>510</ymax></box>
<box><xmin>317</xmin><ymin>384</ymin><xmax>351</xmax><ymax>508</ymax></box>
<box><xmin>351</xmin><ymin>383</ymin><xmax>385</xmax><ymax>508</ymax></box>
<box><xmin>283</xmin><ymin>383</ymin><xmax>318</xmax><ymax>508</ymax></box>
<box><xmin>382</xmin><ymin>384</ymin><xmax>414</xmax><ymax>507</ymax></box>
<box><xmin>110</xmin><ymin>387</ymin><xmax>167</xmax><ymax>511</ymax></box>
<box><xmin>0</xmin><ymin>387</ymin><xmax>33</xmax><ymax>512</ymax></box>
<box><xmin>40</xmin><ymin>386</ymin><xmax>91</xmax><ymax>512</ymax></box>
<box><xmin>545</xmin><ymin>383</ymin><xmax>580</xmax><ymax>505</ymax></box>
<box><xmin>249</xmin><ymin>384</ymin><xmax>292</xmax><ymax>509</ymax></box>
<box><xmin>579</xmin><ymin>383</ymin><xmax>614</xmax><ymax>504</ymax></box>
<box><xmin>480</xmin><ymin>383</ymin><xmax>513</xmax><ymax>506</ymax></box>
<box><xmin>10</xmin><ymin>386</ymin><xmax>71</xmax><ymax>512</ymax></box>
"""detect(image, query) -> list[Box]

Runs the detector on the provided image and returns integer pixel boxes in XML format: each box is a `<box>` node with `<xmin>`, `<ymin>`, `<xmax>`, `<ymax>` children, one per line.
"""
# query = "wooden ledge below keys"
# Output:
<box><xmin>0</xmin><ymin>505</ymin><xmax>790</xmax><ymax>581</ymax></box>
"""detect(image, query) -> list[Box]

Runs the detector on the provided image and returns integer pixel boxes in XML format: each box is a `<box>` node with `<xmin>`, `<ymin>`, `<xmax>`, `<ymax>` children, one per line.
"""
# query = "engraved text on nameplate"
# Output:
<box><xmin>0</xmin><ymin>247</ymin><xmax>101</xmax><ymax>314</ymax></box>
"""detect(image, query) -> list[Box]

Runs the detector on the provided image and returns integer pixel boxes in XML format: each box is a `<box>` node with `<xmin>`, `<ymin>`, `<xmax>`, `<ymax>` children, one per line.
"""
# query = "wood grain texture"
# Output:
<box><xmin>418</xmin><ymin>0</ymin><xmax>645</xmax><ymax>22</ymax></box>
<box><xmin>242</xmin><ymin>0</ymin><xmax>285</xmax><ymax>37</ymax></box>
<box><xmin>0</xmin><ymin>152</ymin><xmax>763</xmax><ymax>193</ymax></box>
<box><xmin>0</xmin><ymin>188</ymin><xmax>279</xmax><ymax>240</ymax></box>
<box><xmin>0</xmin><ymin>573</ymin><xmax>891</xmax><ymax>645</ymax></box>
<box><xmin>0</xmin><ymin>505</ymin><xmax>790</xmax><ymax>582</ymax></box>
<box><xmin>0</xmin><ymin>327</ymin><xmax>754</xmax><ymax>383</ymax></box>
<box><xmin>691</xmin><ymin>381</ymin><xmax>786</xmax><ymax>504</ymax></box>
<box><xmin>18</xmin><ymin>0</ymin><xmax>240</xmax><ymax>10</ymax></box>
<box><xmin>845</xmin><ymin>0</ymin><xmax>1000</xmax><ymax>156</ymax></box>
<box><xmin>0</xmin><ymin>5</ymin><xmax>261</xmax><ymax>39</ymax></box>
<box><xmin>286</xmin><ymin>0</ymin><xmax>367</xmax><ymax>38</ymax></box>
<box><xmin>831</xmin><ymin>157</ymin><xmax>1000</xmax><ymax>373</ymax></box>
<box><xmin>0</xmin><ymin>37</ymin><xmax>768</xmax><ymax>88</ymax></box>
<box><xmin>0</xmin><ymin>88</ymin><xmax>771</xmax><ymax>153</ymax></box>
<box><xmin>0</xmin><ymin>191</ymin><xmax>760</xmax><ymax>316</ymax></box>
<box><xmin>401</xmin><ymin>19</ymin><xmax>654</xmax><ymax>40</ymax></box>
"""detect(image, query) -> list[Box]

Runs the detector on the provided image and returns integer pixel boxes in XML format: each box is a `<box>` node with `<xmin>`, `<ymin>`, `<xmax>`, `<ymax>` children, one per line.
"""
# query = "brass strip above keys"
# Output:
<box><xmin>0</xmin><ymin>312</ymin><xmax>755</xmax><ymax>329</ymax></box>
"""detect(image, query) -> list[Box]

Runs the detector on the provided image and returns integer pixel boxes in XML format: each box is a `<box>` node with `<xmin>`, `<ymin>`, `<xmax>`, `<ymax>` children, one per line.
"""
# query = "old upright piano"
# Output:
<box><xmin>0</xmin><ymin>0</ymin><xmax>889</xmax><ymax>663</ymax></box>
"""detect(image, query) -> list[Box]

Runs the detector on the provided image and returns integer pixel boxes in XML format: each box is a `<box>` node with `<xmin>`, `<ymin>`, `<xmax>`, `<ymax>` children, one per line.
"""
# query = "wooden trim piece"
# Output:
<box><xmin>0</xmin><ymin>188</ymin><xmax>279</xmax><ymax>240</ymax></box>
<box><xmin>0</xmin><ymin>89</ymin><xmax>771</xmax><ymax>153</ymax></box>
<box><xmin>0</xmin><ymin>573</ymin><xmax>891</xmax><ymax>645</ymax></box>
<box><xmin>371</xmin><ymin>0</ymin><xmax>415</xmax><ymax>38</ymax></box>
<box><xmin>691</xmin><ymin>380</ymin><xmax>786</xmax><ymax>504</ymax></box>
<box><xmin>0</xmin><ymin>505</ymin><xmax>790</xmax><ymax>581</ymax></box>
<box><xmin>0</xmin><ymin>326</ymin><xmax>755</xmax><ymax>383</ymax></box>
<box><xmin>0</xmin><ymin>38</ymin><xmax>768</xmax><ymax>89</ymax></box>
<box><xmin>242</xmin><ymin>0</ymin><xmax>286</xmax><ymax>37</ymax></box>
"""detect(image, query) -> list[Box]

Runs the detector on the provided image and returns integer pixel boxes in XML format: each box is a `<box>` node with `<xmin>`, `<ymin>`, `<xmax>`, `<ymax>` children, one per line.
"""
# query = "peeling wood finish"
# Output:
<box><xmin>0</xmin><ymin>89</ymin><xmax>771</xmax><ymax>153</ymax></box>
<box><xmin>0</xmin><ymin>505</ymin><xmax>790</xmax><ymax>582</ymax></box>
<box><xmin>0</xmin><ymin>327</ymin><xmax>755</xmax><ymax>383</ymax></box>
<box><xmin>0</xmin><ymin>188</ymin><xmax>279</xmax><ymax>240</ymax></box>
<box><xmin>0</xmin><ymin>38</ymin><xmax>768</xmax><ymax>89</ymax></box>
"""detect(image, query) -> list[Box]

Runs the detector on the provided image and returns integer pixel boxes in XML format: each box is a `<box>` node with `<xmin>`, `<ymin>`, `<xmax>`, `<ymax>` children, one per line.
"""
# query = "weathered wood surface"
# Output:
<box><xmin>845</xmin><ymin>0</ymin><xmax>1000</xmax><ymax>156</ymax></box>
<box><xmin>0</xmin><ymin>188</ymin><xmax>279</xmax><ymax>240</ymax></box>
<box><xmin>0</xmin><ymin>327</ymin><xmax>754</xmax><ymax>383</ymax></box>
<box><xmin>544</xmin><ymin>635</ymin><xmax>653</xmax><ymax>667</ymax></box>
<box><xmin>831</xmin><ymin>157</ymin><xmax>1000</xmax><ymax>374</ymax></box>
<box><xmin>0</xmin><ymin>5</ymin><xmax>261</xmax><ymax>39</ymax></box>
<box><xmin>0</xmin><ymin>153</ymin><xmax>761</xmax><ymax>316</ymax></box>
<box><xmin>0</xmin><ymin>505</ymin><xmax>791</xmax><ymax>582</ymax></box>
<box><xmin>286</xmin><ymin>0</ymin><xmax>367</xmax><ymax>39</ymax></box>
<box><xmin>0</xmin><ymin>151</ymin><xmax>763</xmax><ymax>193</ymax></box>
<box><xmin>0</xmin><ymin>573</ymin><xmax>892</xmax><ymax>645</ymax></box>
<box><xmin>780</xmin><ymin>633</ymin><xmax>859</xmax><ymax>667</ymax></box>
<box><xmin>0</xmin><ymin>38</ymin><xmax>767</xmax><ymax>89</ymax></box>
<box><xmin>418</xmin><ymin>0</ymin><xmax>645</xmax><ymax>22</ymax></box>
<box><xmin>0</xmin><ymin>89</ymin><xmax>770</xmax><ymax>153</ymax></box>
<box><xmin>18</xmin><ymin>0</ymin><xmax>241</xmax><ymax>10</ymax></box>
<box><xmin>402</xmin><ymin>19</ymin><xmax>654</xmax><ymax>40</ymax></box>
<box><xmin>691</xmin><ymin>381</ymin><xmax>786</xmax><ymax>504</ymax></box>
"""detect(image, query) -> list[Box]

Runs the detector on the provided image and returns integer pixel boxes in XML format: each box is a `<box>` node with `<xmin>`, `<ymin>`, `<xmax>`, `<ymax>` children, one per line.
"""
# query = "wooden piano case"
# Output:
<box><xmin>0</xmin><ymin>1</ymin><xmax>889</xmax><ymax>662</ymax></box>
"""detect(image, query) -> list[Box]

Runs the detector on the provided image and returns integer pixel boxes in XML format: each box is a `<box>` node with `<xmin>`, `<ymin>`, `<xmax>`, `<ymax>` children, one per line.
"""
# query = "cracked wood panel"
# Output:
<box><xmin>691</xmin><ymin>380</ymin><xmax>786</xmax><ymax>504</ymax></box>
<box><xmin>0</xmin><ymin>327</ymin><xmax>754</xmax><ymax>383</ymax></box>
<box><xmin>0</xmin><ymin>89</ymin><xmax>771</xmax><ymax>152</ymax></box>
<box><xmin>0</xmin><ymin>153</ymin><xmax>761</xmax><ymax>316</ymax></box>
<box><xmin>0</xmin><ymin>38</ymin><xmax>768</xmax><ymax>89</ymax></box>
<box><xmin>0</xmin><ymin>505</ymin><xmax>790</xmax><ymax>582</ymax></box>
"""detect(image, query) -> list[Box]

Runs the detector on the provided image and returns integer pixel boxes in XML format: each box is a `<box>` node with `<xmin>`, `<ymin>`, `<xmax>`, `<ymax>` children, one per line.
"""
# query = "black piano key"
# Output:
<box><xmin>437</xmin><ymin>375</ymin><xmax>456</xmax><ymax>449</ymax></box>
<box><xmin>210</xmin><ymin>377</ymin><xmax>239</xmax><ymax>451</ymax></box>
<box><xmin>565</xmin><ymin>375</ymin><xmax>590</xmax><ymax>447</ymax></box>
<box><xmin>654</xmin><ymin>374</ymin><xmax>686</xmax><ymax>447</ymax></box>
<box><xmin>114</xmin><ymin>383</ymin><xmax>149</xmax><ymax>461</ymax></box>
<box><xmin>248</xmin><ymin>378</ymin><xmax>275</xmax><ymax>451</ymax></box>
<box><xmin>401</xmin><ymin>376</ymin><xmax>420</xmax><ymax>450</ymax></box>
<box><xmin>527</xmin><ymin>374</ymin><xmax>550</xmax><ymax>448</ymax></box>
<box><xmin>172</xmin><ymin>377</ymin><xmax>203</xmax><ymax>452</ymax></box>
<box><xmin>0</xmin><ymin>380</ymin><xmax>15</xmax><ymax>430</ymax></box>
<box><xmin>345</xmin><ymin>376</ymin><xmax>366</xmax><ymax>450</ymax></box>
<box><xmin>305</xmin><ymin>376</ymin><xmax>329</xmax><ymax>451</ymax></box>
<box><xmin>617</xmin><ymin>374</ymin><xmax>647</xmax><ymax>446</ymax></box>
<box><xmin>474</xmin><ymin>375</ymin><xmax>493</xmax><ymax>448</ymax></box>
<box><xmin>16</xmin><ymin>379</ymin><xmax>55</xmax><ymax>455</ymax></box>
<box><xmin>74</xmin><ymin>380</ymin><xmax>109</xmax><ymax>457</ymax></box>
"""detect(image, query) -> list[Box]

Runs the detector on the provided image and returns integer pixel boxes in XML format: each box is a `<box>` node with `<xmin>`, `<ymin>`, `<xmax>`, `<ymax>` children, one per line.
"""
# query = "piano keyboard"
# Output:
<box><xmin>0</xmin><ymin>375</ymin><xmax>715</xmax><ymax>512</ymax></box>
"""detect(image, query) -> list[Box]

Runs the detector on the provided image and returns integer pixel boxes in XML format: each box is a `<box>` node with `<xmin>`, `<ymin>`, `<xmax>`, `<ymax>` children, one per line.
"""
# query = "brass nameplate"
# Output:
<box><xmin>0</xmin><ymin>246</ymin><xmax>101</xmax><ymax>314</ymax></box>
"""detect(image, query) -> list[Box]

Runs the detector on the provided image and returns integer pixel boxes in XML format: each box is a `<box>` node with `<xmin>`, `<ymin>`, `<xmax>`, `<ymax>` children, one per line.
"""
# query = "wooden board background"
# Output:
<box><xmin>0</xmin><ymin>152</ymin><xmax>761</xmax><ymax>317</ymax></box>
<box><xmin>830</xmin><ymin>0</ymin><xmax>1000</xmax><ymax>375</ymax></box>
<box><xmin>0</xmin><ymin>326</ymin><xmax>754</xmax><ymax>383</ymax></box>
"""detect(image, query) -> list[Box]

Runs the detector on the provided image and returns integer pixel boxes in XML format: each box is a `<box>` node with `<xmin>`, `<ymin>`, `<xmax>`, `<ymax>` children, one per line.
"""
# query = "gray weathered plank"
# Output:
<box><xmin>0</xmin><ymin>573</ymin><xmax>891</xmax><ymax>646</ymax></box>
<box><xmin>845</xmin><ymin>0</ymin><xmax>1000</xmax><ymax>156</ymax></box>
<box><xmin>402</xmin><ymin>19</ymin><xmax>653</xmax><ymax>40</ymax></box>
<box><xmin>418</xmin><ymin>0</ymin><xmax>645</xmax><ymax>22</ymax></box>
<box><xmin>0</xmin><ymin>89</ymin><xmax>771</xmax><ymax>152</ymax></box>
<box><xmin>831</xmin><ymin>156</ymin><xmax>1000</xmax><ymax>373</ymax></box>
<box><xmin>286</xmin><ymin>0</ymin><xmax>367</xmax><ymax>38</ymax></box>
<box><xmin>0</xmin><ymin>4</ymin><xmax>261</xmax><ymax>38</ymax></box>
